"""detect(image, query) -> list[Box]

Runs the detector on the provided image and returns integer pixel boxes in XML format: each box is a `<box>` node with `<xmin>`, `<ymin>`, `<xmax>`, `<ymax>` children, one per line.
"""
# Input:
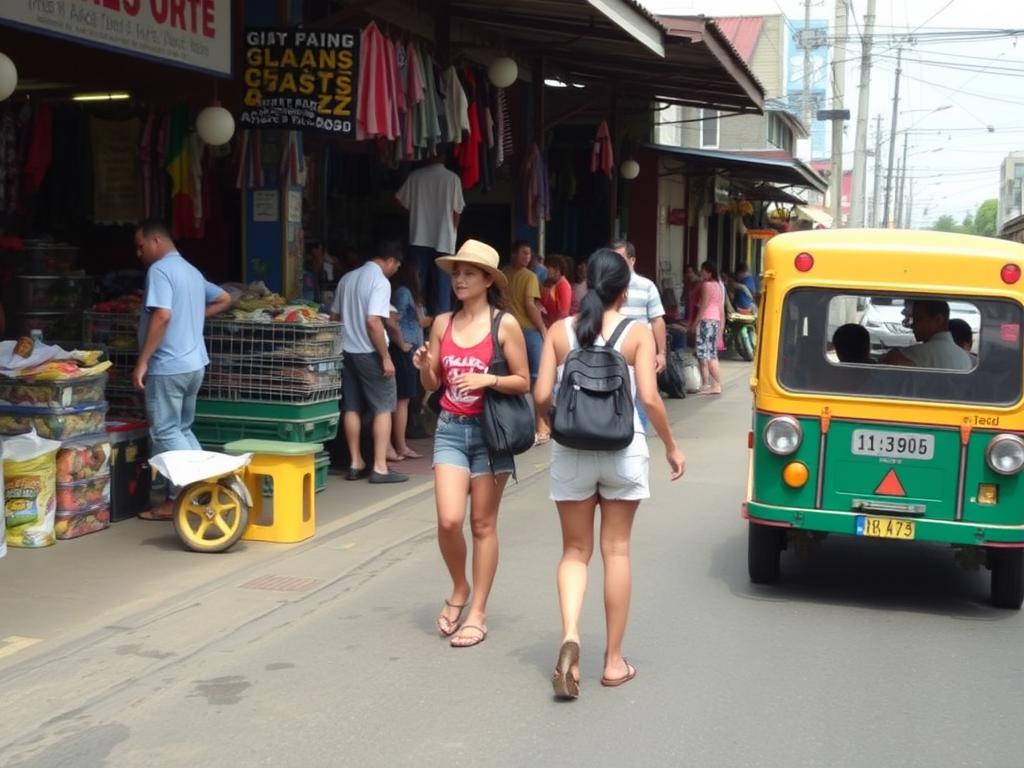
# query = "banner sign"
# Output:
<box><xmin>0</xmin><ymin>0</ymin><xmax>232</xmax><ymax>77</ymax></box>
<box><xmin>240</xmin><ymin>28</ymin><xmax>359</xmax><ymax>136</ymax></box>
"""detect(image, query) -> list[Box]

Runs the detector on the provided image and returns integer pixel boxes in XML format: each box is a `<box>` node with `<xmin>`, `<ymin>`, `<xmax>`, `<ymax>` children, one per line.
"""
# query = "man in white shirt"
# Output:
<box><xmin>610</xmin><ymin>239</ymin><xmax>667</xmax><ymax>373</ymax></box>
<box><xmin>395</xmin><ymin>154</ymin><xmax>466</xmax><ymax>315</ymax></box>
<box><xmin>882</xmin><ymin>300</ymin><xmax>973</xmax><ymax>370</ymax></box>
<box><xmin>331</xmin><ymin>241</ymin><xmax>409</xmax><ymax>484</ymax></box>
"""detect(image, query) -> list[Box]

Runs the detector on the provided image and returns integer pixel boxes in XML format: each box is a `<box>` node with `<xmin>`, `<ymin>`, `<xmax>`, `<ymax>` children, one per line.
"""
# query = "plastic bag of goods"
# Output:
<box><xmin>4</xmin><ymin>431</ymin><xmax>62</xmax><ymax>548</ymax></box>
<box><xmin>0</xmin><ymin>441</ymin><xmax>5</xmax><ymax>559</ymax></box>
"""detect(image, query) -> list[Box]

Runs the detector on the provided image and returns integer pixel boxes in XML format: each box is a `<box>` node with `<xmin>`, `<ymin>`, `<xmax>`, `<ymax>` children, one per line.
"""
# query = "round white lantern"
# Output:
<box><xmin>620</xmin><ymin>159</ymin><xmax>640</xmax><ymax>180</ymax></box>
<box><xmin>196</xmin><ymin>105</ymin><xmax>235</xmax><ymax>146</ymax></box>
<box><xmin>488</xmin><ymin>57</ymin><xmax>518</xmax><ymax>89</ymax></box>
<box><xmin>0</xmin><ymin>54</ymin><xmax>18</xmax><ymax>102</ymax></box>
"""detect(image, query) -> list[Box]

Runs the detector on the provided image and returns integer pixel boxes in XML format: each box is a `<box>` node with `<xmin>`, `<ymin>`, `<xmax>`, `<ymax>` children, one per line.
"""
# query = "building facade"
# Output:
<box><xmin>999</xmin><ymin>152</ymin><xmax>1024</xmax><ymax>230</ymax></box>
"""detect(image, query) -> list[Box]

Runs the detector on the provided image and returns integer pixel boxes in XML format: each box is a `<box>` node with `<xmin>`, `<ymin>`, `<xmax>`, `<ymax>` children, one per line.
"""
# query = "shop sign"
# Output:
<box><xmin>667</xmin><ymin>208</ymin><xmax>687</xmax><ymax>226</ymax></box>
<box><xmin>240</xmin><ymin>28</ymin><xmax>358</xmax><ymax>137</ymax></box>
<box><xmin>0</xmin><ymin>0</ymin><xmax>232</xmax><ymax>77</ymax></box>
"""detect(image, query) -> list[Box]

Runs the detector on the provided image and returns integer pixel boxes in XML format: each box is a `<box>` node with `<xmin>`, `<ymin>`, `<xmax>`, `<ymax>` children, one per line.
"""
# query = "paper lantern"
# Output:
<box><xmin>488</xmin><ymin>57</ymin><xmax>518</xmax><ymax>89</ymax></box>
<box><xmin>0</xmin><ymin>53</ymin><xmax>17</xmax><ymax>102</ymax></box>
<box><xmin>620</xmin><ymin>159</ymin><xmax>640</xmax><ymax>180</ymax></box>
<box><xmin>196</xmin><ymin>105</ymin><xmax>235</xmax><ymax>146</ymax></box>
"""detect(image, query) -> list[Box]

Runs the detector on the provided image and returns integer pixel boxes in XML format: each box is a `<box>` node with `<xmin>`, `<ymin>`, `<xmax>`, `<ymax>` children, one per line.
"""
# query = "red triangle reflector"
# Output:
<box><xmin>875</xmin><ymin>468</ymin><xmax>906</xmax><ymax>497</ymax></box>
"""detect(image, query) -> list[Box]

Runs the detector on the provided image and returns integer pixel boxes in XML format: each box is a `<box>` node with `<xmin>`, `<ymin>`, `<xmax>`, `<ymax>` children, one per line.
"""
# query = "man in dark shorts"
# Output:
<box><xmin>331</xmin><ymin>241</ymin><xmax>409</xmax><ymax>484</ymax></box>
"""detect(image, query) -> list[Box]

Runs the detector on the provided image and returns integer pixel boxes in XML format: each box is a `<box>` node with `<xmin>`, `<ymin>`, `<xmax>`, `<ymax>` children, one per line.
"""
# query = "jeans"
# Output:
<box><xmin>523</xmin><ymin>328</ymin><xmax>543</xmax><ymax>381</ymax></box>
<box><xmin>145</xmin><ymin>370</ymin><xmax>204</xmax><ymax>454</ymax></box>
<box><xmin>411</xmin><ymin>245</ymin><xmax>452</xmax><ymax>315</ymax></box>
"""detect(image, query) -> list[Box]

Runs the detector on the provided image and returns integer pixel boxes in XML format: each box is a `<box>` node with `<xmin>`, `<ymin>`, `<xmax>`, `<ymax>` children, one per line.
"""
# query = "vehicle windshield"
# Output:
<box><xmin>777</xmin><ymin>289</ymin><xmax>1023</xmax><ymax>405</ymax></box>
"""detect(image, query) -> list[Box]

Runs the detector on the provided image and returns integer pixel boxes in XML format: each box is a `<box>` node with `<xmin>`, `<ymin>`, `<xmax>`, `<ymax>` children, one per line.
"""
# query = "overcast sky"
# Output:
<box><xmin>641</xmin><ymin>0</ymin><xmax>1024</xmax><ymax>227</ymax></box>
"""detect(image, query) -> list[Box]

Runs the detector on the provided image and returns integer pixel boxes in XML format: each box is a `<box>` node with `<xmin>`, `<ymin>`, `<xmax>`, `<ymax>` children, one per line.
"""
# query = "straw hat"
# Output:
<box><xmin>436</xmin><ymin>239</ymin><xmax>508</xmax><ymax>289</ymax></box>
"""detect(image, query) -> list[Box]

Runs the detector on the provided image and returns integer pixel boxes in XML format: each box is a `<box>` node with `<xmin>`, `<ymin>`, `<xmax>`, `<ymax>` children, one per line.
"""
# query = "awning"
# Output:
<box><xmin>643</xmin><ymin>144</ymin><xmax>828</xmax><ymax>192</ymax></box>
<box><xmin>731</xmin><ymin>181</ymin><xmax>806</xmax><ymax>205</ymax></box>
<box><xmin>447</xmin><ymin>4</ymin><xmax>764</xmax><ymax>114</ymax></box>
<box><xmin>796</xmin><ymin>205</ymin><xmax>834</xmax><ymax>228</ymax></box>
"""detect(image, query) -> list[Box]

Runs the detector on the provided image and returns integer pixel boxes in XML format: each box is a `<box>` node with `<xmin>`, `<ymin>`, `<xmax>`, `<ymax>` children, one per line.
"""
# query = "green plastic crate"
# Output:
<box><xmin>315</xmin><ymin>451</ymin><xmax>329</xmax><ymax>493</ymax></box>
<box><xmin>192</xmin><ymin>413</ymin><xmax>339</xmax><ymax>445</ymax></box>
<box><xmin>195</xmin><ymin>399</ymin><xmax>338</xmax><ymax>421</ymax></box>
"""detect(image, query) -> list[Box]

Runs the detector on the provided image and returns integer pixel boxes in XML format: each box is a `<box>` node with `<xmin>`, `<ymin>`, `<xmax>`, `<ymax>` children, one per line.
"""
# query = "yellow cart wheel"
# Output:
<box><xmin>173</xmin><ymin>481</ymin><xmax>249</xmax><ymax>553</ymax></box>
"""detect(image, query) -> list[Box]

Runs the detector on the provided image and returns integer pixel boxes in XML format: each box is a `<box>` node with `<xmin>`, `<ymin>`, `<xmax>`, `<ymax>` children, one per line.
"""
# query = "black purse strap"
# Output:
<box><xmin>489</xmin><ymin>310</ymin><xmax>508</xmax><ymax>373</ymax></box>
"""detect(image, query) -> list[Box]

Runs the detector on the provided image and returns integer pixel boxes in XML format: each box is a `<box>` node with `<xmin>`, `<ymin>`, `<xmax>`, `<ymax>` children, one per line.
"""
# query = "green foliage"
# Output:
<box><xmin>931</xmin><ymin>199</ymin><xmax>999</xmax><ymax>237</ymax></box>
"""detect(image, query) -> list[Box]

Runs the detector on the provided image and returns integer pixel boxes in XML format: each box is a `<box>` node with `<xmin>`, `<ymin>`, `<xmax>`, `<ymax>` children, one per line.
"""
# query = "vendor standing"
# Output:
<box><xmin>131</xmin><ymin>219</ymin><xmax>232</xmax><ymax>521</ymax></box>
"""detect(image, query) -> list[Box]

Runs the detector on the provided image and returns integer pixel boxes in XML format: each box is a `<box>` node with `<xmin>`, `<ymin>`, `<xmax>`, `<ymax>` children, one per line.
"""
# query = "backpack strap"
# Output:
<box><xmin>605</xmin><ymin>318</ymin><xmax>634</xmax><ymax>351</ymax></box>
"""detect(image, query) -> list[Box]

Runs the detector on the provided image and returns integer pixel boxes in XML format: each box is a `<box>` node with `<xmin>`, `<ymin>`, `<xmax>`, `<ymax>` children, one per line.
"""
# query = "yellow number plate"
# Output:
<box><xmin>856</xmin><ymin>516</ymin><xmax>915</xmax><ymax>540</ymax></box>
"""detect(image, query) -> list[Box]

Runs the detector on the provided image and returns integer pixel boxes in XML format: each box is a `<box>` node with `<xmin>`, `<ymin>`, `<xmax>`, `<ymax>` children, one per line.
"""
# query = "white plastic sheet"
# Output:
<box><xmin>149</xmin><ymin>450</ymin><xmax>252</xmax><ymax>488</ymax></box>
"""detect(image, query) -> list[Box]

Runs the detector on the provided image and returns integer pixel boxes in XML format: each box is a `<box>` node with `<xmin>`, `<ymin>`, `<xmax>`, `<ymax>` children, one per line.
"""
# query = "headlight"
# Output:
<box><xmin>764</xmin><ymin>416</ymin><xmax>803</xmax><ymax>456</ymax></box>
<box><xmin>986</xmin><ymin>434</ymin><xmax>1024</xmax><ymax>475</ymax></box>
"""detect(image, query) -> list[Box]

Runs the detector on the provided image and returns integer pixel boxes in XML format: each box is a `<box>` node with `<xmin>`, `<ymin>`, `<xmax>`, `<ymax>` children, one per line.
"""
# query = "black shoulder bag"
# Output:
<box><xmin>482</xmin><ymin>311</ymin><xmax>536</xmax><ymax>461</ymax></box>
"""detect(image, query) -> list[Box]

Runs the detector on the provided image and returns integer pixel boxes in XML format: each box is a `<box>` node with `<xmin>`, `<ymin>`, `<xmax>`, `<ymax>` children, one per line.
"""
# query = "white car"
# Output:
<box><xmin>860</xmin><ymin>297</ymin><xmax>981</xmax><ymax>352</ymax></box>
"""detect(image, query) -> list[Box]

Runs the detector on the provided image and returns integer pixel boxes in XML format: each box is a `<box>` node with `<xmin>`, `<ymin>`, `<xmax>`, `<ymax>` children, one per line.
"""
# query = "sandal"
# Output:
<box><xmin>450</xmin><ymin>624</ymin><xmax>487</xmax><ymax>648</ymax></box>
<box><xmin>600</xmin><ymin>659</ymin><xmax>637</xmax><ymax>687</ymax></box>
<box><xmin>436</xmin><ymin>599</ymin><xmax>468</xmax><ymax>637</ymax></box>
<box><xmin>552</xmin><ymin>640</ymin><xmax>580</xmax><ymax>700</ymax></box>
<box><xmin>399</xmin><ymin>448</ymin><xmax>423</xmax><ymax>459</ymax></box>
<box><xmin>533</xmin><ymin>432</ymin><xmax>551</xmax><ymax>447</ymax></box>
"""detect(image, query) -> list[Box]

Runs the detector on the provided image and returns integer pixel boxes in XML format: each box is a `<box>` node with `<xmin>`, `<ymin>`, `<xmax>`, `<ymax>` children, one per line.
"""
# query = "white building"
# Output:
<box><xmin>999</xmin><ymin>152</ymin><xmax>1024</xmax><ymax>230</ymax></box>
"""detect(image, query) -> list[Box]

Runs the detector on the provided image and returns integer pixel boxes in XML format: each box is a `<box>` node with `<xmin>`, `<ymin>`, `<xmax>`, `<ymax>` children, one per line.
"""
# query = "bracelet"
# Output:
<box><xmin>492</xmin><ymin>374</ymin><xmax>499</xmax><ymax>388</ymax></box>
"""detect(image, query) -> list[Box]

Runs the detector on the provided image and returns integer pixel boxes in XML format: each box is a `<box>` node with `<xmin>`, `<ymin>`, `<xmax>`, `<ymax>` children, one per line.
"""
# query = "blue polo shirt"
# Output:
<box><xmin>139</xmin><ymin>252</ymin><xmax>222</xmax><ymax>375</ymax></box>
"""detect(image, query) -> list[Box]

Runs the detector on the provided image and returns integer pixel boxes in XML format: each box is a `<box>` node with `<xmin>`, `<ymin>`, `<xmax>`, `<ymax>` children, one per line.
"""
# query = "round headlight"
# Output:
<box><xmin>764</xmin><ymin>416</ymin><xmax>803</xmax><ymax>456</ymax></box>
<box><xmin>986</xmin><ymin>434</ymin><xmax>1024</xmax><ymax>475</ymax></box>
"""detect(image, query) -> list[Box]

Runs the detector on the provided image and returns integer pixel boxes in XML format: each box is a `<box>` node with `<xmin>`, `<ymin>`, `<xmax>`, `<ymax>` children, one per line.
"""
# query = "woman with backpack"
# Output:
<box><xmin>534</xmin><ymin>248</ymin><xmax>686</xmax><ymax>699</ymax></box>
<box><xmin>412</xmin><ymin>240</ymin><xmax>531</xmax><ymax>648</ymax></box>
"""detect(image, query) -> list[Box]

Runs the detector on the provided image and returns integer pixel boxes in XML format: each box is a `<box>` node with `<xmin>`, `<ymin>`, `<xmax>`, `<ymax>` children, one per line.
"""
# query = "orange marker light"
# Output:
<box><xmin>783</xmin><ymin>461</ymin><xmax>809</xmax><ymax>488</ymax></box>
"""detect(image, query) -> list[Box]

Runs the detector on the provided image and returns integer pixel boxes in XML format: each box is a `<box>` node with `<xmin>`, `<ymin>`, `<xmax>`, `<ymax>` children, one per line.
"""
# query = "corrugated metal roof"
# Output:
<box><xmin>713</xmin><ymin>16</ymin><xmax>764</xmax><ymax>64</ymax></box>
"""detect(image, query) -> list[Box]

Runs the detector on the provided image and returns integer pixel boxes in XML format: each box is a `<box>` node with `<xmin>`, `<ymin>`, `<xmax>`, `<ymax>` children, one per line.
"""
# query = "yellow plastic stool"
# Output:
<box><xmin>224</xmin><ymin>439</ymin><xmax>323</xmax><ymax>544</ymax></box>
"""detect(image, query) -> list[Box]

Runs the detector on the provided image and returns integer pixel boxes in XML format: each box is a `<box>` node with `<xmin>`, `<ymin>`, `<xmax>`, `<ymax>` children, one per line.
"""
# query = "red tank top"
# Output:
<box><xmin>439</xmin><ymin>317</ymin><xmax>494</xmax><ymax>417</ymax></box>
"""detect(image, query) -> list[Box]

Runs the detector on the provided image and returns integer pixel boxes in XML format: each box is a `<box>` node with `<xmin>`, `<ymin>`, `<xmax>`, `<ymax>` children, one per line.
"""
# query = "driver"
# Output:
<box><xmin>881</xmin><ymin>300</ymin><xmax>972</xmax><ymax>370</ymax></box>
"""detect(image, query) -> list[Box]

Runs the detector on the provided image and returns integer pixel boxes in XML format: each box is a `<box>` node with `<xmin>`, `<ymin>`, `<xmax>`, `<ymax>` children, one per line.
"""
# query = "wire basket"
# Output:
<box><xmin>204</xmin><ymin>319</ymin><xmax>342</xmax><ymax>360</ymax></box>
<box><xmin>200</xmin><ymin>356</ymin><xmax>342</xmax><ymax>403</ymax></box>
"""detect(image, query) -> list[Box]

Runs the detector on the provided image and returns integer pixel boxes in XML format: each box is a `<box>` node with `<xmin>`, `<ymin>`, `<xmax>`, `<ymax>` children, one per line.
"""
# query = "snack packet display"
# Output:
<box><xmin>4</xmin><ymin>432</ymin><xmax>62</xmax><ymax>548</ymax></box>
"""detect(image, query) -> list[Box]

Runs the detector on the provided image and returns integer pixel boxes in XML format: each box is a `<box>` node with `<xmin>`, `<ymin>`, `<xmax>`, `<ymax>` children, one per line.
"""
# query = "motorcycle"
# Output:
<box><xmin>724</xmin><ymin>311</ymin><xmax>757</xmax><ymax>361</ymax></box>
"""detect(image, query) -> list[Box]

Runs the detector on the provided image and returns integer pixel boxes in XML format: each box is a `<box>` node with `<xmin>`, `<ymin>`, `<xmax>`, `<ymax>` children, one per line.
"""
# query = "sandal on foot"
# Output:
<box><xmin>399</xmin><ymin>447</ymin><xmax>423</xmax><ymax>459</ymax></box>
<box><xmin>600</xmin><ymin>659</ymin><xmax>637</xmax><ymax>687</ymax></box>
<box><xmin>450</xmin><ymin>624</ymin><xmax>487</xmax><ymax>648</ymax></box>
<box><xmin>533</xmin><ymin>432</ymin><xmax>551</xmax><ymax>447</ymax></box>
<box><xmin>436</xmin><ymin>600</ymin><xmax>468</xmax><ymax>638</ymax></box>
<box><xmin>552</xmin><ymin>640</ymin><xmax>581</xmax><ymax>700</ymax></box>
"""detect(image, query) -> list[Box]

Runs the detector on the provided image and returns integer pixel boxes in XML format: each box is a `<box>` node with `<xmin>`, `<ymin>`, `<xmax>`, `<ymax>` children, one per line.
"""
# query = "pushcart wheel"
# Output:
<box><xmin>174</xmin><ymin>481</ymin><xmax>249</xmax><ymax>554</ymax></box>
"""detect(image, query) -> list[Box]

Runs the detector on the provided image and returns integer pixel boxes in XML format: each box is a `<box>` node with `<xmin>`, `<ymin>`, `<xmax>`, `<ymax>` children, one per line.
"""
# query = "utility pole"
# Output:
<box><xmin>802</xmin><ymin>0</ymin><xmax>812</xmax><ymax>128</ymax></box>
<box><xmin>895</xmin><ymin>132</ymin><xmax>909</xmax><ymax>228</ymax></box>
<box><xmin>870</xmin><ymin>114</ymin><xmax>883</xmax><ymax>227</ymax></box>
<box><xmin>829</xmin><ymin>0</ymin><xmax>848</xmax><ymax>226</ymax></box>
<box><xmin>882</xmin><ymin>47</ymin><xmax>902</xmax><ymax>227</ymax></box>
<box><xmin>907</xmin><ymin>179</ymin><xmax>914</xmax><ymax>229</ymax></box>
<box><xmin>849</xmin><ymin>0</ymin><xmax>876</xmax><ymax>227</ymax></box>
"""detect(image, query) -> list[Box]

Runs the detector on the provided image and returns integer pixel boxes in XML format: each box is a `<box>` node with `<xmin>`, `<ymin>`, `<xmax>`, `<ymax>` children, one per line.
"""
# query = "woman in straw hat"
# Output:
<box><xmin>413</xmin><ymin>239</ymin><xmax>531</xmax><ymax>648</ymax></box>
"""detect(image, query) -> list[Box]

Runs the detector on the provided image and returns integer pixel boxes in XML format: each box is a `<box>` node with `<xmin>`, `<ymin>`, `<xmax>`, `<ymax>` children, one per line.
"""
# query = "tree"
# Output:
<box><xmin>962</xmin><ymin>213</ymin><xmax>975</xmax><ymax>233</ymax></box>
<box><xmin>974</xmin><ymin>199</ymin><xmax>999</xmax><ymax>237</ymax></box>
<box><xmin>933</xmin><ymin>214</ymin><xmax>960</xmax><ymax>233</ymax></box>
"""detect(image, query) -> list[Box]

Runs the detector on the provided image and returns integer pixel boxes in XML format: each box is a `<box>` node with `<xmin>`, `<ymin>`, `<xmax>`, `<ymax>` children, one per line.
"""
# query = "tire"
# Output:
<box><xmin>748</xmin><ymin>521</ymin><xmax>784</xmax><ymax>584</ymax></box>
<box><xmin>738</xmin><ymin>326</ymin><xmax>755</xmax><ymax>361</ymax></box>
<box><xmin>174</xmin><ymin>481</ymin><xmax>249</xmax><ymax>554</ymax></box>
<box><xmin>989</xmin><ymin>548</ymin><xmax>1024</xmax><ymax>609</ymax></box>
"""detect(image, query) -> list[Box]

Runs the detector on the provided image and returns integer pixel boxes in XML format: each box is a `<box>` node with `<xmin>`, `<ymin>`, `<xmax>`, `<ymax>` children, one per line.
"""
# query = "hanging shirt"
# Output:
<box><xmin>395</xmin><ymin>162</ymin><xmax>465</xmax><ymax>254</ymax></box>
<box><xmin>592</xmin><ymin>120</ymin><xmax>613</xmax><ymax>178</ymax></box>
<box><xmin>21</xmin><ymin>103</ymin><xmax>52</xmax><ymax>195</ymax></box>
<box><xmin>443</xmin><ymin>66</ymin><xmax>470</xmax><ymax>143</ymax></box>
<box><xmin>356</xmin><ymin>22</ymin><xmax>393</xmax><ymax>140</ymax></box>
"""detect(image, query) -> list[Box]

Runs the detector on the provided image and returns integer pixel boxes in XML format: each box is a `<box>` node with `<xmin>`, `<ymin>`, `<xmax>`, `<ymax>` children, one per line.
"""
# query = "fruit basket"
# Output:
<box><xmin>0</xmin><ymin>373</ymin><xmax>108</xmax><ymax>409</ymax></box>
<box><xmin>56</xmin><ymin>435</ymin><xmax>112</xmax><ymax>483</ymax></box>
<box><xmin>54</xmin><ymin>505</ymin><xmax>110</xmax><ymax>539</ymax></box>
<box><xmin>0</xmin><ymin>403</ymin><xmax>107</xmax><ymax>440</ymax></box>
<box><xmin>56</xmin><ymin>473</ymin><xmax>112</xmax><ymax>513</ymax></box>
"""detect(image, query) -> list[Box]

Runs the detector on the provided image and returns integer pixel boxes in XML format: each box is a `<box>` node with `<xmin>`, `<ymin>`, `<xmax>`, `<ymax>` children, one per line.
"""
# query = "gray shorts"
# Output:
<box><xmin>342</xmin><ymin>352</ymin><xmax>397</xmax><ymax>415</ymax></box>
<box><xmin>549</xmin><ymin>433</ymin><xmax>650</xmax><ymax>502</ymax></box>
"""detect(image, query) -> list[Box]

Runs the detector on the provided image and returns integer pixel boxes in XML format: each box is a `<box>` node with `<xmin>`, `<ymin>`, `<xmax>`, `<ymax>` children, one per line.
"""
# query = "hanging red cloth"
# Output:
<box><xmin>356</xmin><ymin>22</ymin><xmax>394</xmax><ymax>140</ymax></box>
<box><xmin>22</xmin><ymin>103</ymin><xmax>53</xmax><ymax>195</ymax></box>
<box><xmin>453</xmin><ymin>69</ymin><xmax>481</xmax><ymax>189</ymax></box>
<box><xmin>591</xmin><ymin>120</ymin><xmax>613</xmax><ymax>178</ymax></box>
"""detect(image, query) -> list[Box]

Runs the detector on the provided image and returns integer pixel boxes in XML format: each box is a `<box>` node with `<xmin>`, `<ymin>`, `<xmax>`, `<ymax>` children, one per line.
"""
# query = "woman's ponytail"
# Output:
<box><xmin>576</xmin><ymin>248</ymin><xmax>632</xmax><ymax>348</ymax></box>
<box><xmin>576</xmin><ymin>289</ymin><xmax>605</xmax><ymax>348</ymax></box>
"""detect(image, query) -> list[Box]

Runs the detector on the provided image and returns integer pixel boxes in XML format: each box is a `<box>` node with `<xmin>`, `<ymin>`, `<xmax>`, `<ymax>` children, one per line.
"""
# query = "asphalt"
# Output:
<box><xmin>2</xmin><ymin>359</ymin><xmax>1023</xmax><ymax>768</ymax></box>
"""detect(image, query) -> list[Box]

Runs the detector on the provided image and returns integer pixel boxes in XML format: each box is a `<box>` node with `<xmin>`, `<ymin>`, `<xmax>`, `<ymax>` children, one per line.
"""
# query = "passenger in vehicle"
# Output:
<box><xmin>948</xmin><ymin>318</ymin><xmax>973</xmax><ymax>353</ymax></box>
<box><xmin>832</xmin><ymin>323</ymin><xmax>873</xmax><ymax>364</ymax></box>
<box><xmin>881</xmin><ymin>300</ymin><xmax>972</xmax><ymax>370</ymax></box>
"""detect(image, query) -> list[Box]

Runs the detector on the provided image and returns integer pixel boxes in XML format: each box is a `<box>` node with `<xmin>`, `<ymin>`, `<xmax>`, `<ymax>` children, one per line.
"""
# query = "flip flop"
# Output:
<box><xmin>138</xmin><ymin>508</ymin><xmax>175</xmax><ymax>522</ymax></box>
<box><xmin>600</xmin><ymin>659</ymin><xmax>637</xmax><ymax>687</ymax></box>
<box><xmin>551</xmin><ymin>640</ymin><xmax>580</xmax><ymax>700</ymax></box>
<box><xmin>436</xmin><ymin>599</ymin><xmax>468</xmax><ymax>637</ymax></box>
<box><xmin>399</xmin><ymin>448</ymin><xmax>424</xmax><ymax>459</ymax></box>
<box><xmin>450</xmin><ymin>624</ymin><xmax>487</xmax><ymax>648</ymax></box>
<box><xmin>533</xmin><ymin>433</ymin><xmax>551</xmax><ymax>447</ymax></box>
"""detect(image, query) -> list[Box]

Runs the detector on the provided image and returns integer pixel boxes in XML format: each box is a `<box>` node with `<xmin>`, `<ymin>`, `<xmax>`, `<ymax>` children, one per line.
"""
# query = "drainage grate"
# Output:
<box><xmin>239</xmin><ymin>575</ymin><xmax>323</xmax><ymax>592</ymax></box>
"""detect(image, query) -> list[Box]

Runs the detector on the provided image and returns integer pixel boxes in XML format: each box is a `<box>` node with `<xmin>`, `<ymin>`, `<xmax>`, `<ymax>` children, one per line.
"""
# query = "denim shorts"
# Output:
<box><xmin>549</xmin><ymin>433</ymin><xmax>650</xmax><ymax>502</ymax></box>
<box><xmin>433</xmin><ymin>411</ymin><xmax>515</xmax><ymax>478</ymax></box>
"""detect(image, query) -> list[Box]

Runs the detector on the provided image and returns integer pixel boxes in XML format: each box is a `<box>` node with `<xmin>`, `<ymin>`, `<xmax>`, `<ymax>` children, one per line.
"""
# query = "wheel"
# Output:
<box><xmin>174</xmin><ymin>481</ymin><xmax>249</xmax><ymax>554</ymax></box>
<box><xmin>989</xmin><ymin>548</ymin><xmax>1024</xmax><ymax>609</ymax></box>
<box><xmin>738</xmin><ymin>326</ymin><xmax>755</xmax><ymax>361</ymax></box>
<box><xmin>748</xmin><ymin>521</ymin><xmax>784</xmax><ymax>584</ymax></box>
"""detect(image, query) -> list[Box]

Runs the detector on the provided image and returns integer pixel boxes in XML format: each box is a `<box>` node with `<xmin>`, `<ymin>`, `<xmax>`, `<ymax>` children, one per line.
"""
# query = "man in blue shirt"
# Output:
<box><xmin>132</xmin><ymin>219</ymin><xmax>231</xmax><ymax>520</ymax></box>
<box><xmin>733</xmin><ymin>262</ymin><xmax>758</xmax><ymax>314</ymax></box>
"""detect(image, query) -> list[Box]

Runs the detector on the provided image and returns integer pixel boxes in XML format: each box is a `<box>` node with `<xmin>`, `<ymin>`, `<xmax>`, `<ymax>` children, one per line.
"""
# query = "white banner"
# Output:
<box><xmin>1</xmin><ymin>0</ymin><xmax>232</xmax><ymax>77</ymax></box>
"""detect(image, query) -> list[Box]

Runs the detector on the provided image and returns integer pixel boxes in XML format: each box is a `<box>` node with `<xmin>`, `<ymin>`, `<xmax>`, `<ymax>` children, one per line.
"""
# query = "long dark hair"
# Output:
<box><xmin>392</xmin><ymin>258</ymin><xmax>422</xmax><ymax>305</ymax></box>
<box><xmin>700</xmin><ymin>260</ymin><xmax>720</xmax><ymax>281</ymax></box>
<box><xmin>576</xmin><ymin>248</ymin><xmax>631</xmax><ymax>348</ymax></box>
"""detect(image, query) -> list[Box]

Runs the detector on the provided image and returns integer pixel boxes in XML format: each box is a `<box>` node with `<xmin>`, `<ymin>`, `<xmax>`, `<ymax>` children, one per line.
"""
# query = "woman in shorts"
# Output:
<box><xmin>534</xmin><ymin>248</ymin><xmax>686</xmax><ymax>699</ymax></box>
<box><xmin>413</xmin><ymin>240</ymin><xmax>530</xmax><ymax>648</ymax></box>
<box><xmin>695</xmin><ymin>261</ymin><xmax>724</xmax><ymax>395</ymax></box>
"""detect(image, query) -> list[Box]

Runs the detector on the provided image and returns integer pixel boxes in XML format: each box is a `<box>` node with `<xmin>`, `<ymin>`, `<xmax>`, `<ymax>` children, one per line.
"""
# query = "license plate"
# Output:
<box><xmin>851</xmin><ymin>429</ymin><xmax>934</xmax><ymax>460</ymax></box>
<box><xmin>856</xmin><ymin>515</ymin><xmax>916</xmax><ymax>540</ymax></box>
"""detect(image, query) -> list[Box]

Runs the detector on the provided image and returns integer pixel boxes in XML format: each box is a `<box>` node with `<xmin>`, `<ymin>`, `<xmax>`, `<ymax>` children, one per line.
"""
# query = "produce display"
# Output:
<box><xmin>0</xmin><ymin>373</ymin><xmax>108</xmax><ymax>408</ymax></box>
<box><xmin>4</xmin><ymin>432</ymin><xmax>61</xmax><ymax>548</ymax></box>
<box><xmin>56</xmin><ymin>474</ymin><xmax>111</xmax><ymax>513</ymax></box>
<box><xmin>54</xmin><ymin>505</ymin><xmax>110</xmax><ymax>539</ymax></box>
<box><xmin>56</xmin><ymin>437</ymin><xmax>111</xmax><ymax>483</ymax></box>
<box><xmin>0</xmin><ymin>403</ymin><xmax>108</xmax><ymax>440</ymax></box>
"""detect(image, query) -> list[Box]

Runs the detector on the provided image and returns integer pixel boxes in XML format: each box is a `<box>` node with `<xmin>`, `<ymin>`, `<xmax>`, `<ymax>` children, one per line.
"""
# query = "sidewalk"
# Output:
<box><xmin>0</xmin><ymin>360</ymin><xmax>751</xmax><ymax>665</ymax></box>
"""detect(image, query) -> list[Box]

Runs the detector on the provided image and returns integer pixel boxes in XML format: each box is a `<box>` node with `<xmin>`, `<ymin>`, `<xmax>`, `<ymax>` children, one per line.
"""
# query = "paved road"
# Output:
<box><xmin>2</xmin><ymin>361</ymin><xmax>1023</xmax><ymax>768</ymax></box>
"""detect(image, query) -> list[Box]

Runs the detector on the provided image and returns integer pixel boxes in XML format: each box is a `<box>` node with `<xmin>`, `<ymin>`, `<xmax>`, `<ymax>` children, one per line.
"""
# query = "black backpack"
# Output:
<box><xmin>551</xmin><ymin>318</ymin><xmax>635</xmax><ymax>451</ymax></box>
